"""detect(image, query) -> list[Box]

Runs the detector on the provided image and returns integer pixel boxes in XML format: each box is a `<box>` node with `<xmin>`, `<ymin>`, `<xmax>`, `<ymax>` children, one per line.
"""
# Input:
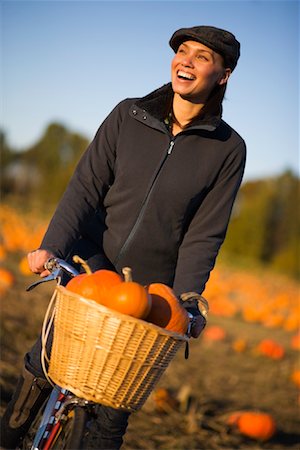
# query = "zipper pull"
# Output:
<box><xmin>167</xmin><ymin>141</ymin><xmax>175</xmax><ymax>155</ymax></box>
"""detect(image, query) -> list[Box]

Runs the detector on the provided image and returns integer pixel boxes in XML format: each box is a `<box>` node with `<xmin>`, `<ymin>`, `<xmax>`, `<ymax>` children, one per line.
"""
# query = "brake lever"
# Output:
<box><xmin>26</xmin><ymin>268</ymin><xmax>61</xmax><ymax>291</ymax></box>
<box><xmin>186</xmin><ymin>312</ymin><xmax>194</xmax><ymax>338</ymax></box>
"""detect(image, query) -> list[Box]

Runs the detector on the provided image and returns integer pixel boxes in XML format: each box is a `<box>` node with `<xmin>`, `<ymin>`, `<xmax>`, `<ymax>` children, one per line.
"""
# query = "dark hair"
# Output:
<box><xmin>189</xmin><ymin>53</ymin><xmax>228</xmax><ymax>123</ymax></box>
<box><xmin>199</xmin><ymin>82</ymin><xmax>227</xmax><ymax>119</ymax></box>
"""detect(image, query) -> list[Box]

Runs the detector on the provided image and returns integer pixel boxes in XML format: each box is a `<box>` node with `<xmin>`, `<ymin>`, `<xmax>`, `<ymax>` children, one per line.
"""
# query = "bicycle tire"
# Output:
<box><xmin>48</xmin><ymin>406</ymin><xmax>88</xmax><ymax>450</ymax></box>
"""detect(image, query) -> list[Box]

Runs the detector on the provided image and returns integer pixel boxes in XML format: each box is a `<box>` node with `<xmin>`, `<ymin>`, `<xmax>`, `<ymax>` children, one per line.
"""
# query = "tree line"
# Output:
<box><xmin>1</xmin><ymin>124</ymin><xmax>299</xmax><ymax>280</ymax></box>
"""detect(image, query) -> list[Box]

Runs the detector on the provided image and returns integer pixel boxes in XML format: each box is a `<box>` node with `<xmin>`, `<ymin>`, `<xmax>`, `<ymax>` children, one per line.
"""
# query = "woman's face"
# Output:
<box><xmin>171</xmin><ymin>40</ymin><xmax>231</xmax><ymax>103</ymax></box>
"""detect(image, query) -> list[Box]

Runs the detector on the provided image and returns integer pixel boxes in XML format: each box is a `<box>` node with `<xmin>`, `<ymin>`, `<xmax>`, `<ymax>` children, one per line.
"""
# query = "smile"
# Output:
<box><xmin>177</xmin><ymin>70</ymin><xmax>196</xmax><ymax>80</ymax></box>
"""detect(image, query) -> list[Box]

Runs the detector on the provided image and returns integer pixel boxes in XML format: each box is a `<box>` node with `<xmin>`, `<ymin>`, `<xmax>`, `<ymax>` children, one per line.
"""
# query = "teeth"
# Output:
<box><xmin>178</xmin><ymin>71</ymin><xmax>195</xmax><ymax>80</ymax></box>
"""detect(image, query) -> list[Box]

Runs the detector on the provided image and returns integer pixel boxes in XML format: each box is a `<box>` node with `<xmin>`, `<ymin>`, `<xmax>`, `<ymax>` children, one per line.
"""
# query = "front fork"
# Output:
<box><xmin>31</xmin><ymin>385</ymin><xmax>94</xmax><ymax>449</ymax></box>
<box><xmin>31</xmin><ymin>386</ymin><xmax>67</xmax><ymax>449</ymax></box>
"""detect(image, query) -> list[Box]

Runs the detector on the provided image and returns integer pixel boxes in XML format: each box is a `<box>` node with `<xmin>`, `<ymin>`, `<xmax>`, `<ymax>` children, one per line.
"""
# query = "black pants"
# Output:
<box><xmin>25</xmin><ymin>237</ymin><xmax>131</xmax><ymax>449</ymax></box>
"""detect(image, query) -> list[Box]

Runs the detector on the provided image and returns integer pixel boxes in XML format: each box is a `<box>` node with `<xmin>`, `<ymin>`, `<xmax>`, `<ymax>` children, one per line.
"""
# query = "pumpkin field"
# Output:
<box><xmin>0</xmin><ymin>204</ymin><xmax>299</xmax><ymax>449</ymax></box>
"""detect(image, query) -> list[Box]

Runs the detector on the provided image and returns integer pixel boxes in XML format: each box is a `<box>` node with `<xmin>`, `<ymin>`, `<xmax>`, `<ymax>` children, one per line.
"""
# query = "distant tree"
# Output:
<box><xmin>222</xmin><ymin>170</ymin><xmax>300</xmax><ymax>279</ymax></box>
<box><xmin>1</xmin><ymin>122</ymin><xmax>89</xmax><ymax>208</ymax></box>
<box><xmin>0</xmin><ymin>130</ymin><xmax>19</xmax><ymax>196</ymax></box>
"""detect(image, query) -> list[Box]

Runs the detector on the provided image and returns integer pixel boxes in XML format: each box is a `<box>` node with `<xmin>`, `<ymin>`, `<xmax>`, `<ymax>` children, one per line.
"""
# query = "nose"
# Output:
<box><xmin>180</xmin><ymin>53</ymin><xmax>194</xmax><ymax>68</ymax></box>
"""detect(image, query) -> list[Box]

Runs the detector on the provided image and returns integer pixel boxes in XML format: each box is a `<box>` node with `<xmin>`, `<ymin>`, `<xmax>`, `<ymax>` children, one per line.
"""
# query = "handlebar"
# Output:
<box><xmin>44</xmin><ymin>258</ymin><xmax>79</xmax><ymax>277</ymax></box>
<box><xmin>26</xmin><ymin>257</ymin><xmax>79</xmax><ymax>291</ymax></box>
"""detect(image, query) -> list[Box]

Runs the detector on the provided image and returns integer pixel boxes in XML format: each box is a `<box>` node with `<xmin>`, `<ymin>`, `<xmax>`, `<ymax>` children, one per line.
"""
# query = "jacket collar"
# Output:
<box><xmin>131</xmin><ymin>83</ymin><xmax>221</xmax><ymax>132</ymax></box>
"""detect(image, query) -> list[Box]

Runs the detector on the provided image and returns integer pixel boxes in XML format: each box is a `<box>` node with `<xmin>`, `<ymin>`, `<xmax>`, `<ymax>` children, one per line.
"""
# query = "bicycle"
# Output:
<box><xmin>21</xmin><ymin>258</ymin><xmax>96</xmax><ymax>449</ymax></box>
<box><xmin>21</xmin><ymin>257</ymin><xmax>192</xmax><ymax>449</ymax></box>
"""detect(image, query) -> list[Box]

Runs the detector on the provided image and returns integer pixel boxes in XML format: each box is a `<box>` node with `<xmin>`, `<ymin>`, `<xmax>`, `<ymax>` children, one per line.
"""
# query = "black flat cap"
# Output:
<box><xmin>169</xmin><ymin>25</ymin><xmax>240</xmax><ymax>71</ymax></box>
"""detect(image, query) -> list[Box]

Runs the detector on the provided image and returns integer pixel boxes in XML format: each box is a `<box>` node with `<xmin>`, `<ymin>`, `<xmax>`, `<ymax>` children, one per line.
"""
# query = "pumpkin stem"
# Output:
<box><xmin>122</xmin><ymin>267</ymin><xmax>133</xmax><ymax>282</ymax></box>
<box><xmin>73</xmin><ymin>255</ymin><xmax>92</xmax><ymax>275</ymax></box>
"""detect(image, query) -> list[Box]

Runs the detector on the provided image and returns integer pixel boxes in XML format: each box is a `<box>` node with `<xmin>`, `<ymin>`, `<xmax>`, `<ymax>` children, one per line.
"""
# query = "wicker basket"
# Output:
<box><xmin>43</xmin><ymin>285</ymin><xmax>188</xmax><ymax>412</ymax></box>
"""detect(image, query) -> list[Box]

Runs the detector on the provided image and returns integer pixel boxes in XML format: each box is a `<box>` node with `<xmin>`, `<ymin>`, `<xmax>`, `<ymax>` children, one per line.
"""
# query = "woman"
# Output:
<box><xmin>1</xmin><ymin>25</ymin><xmax>246</xmax><ymax>449</ymax></box>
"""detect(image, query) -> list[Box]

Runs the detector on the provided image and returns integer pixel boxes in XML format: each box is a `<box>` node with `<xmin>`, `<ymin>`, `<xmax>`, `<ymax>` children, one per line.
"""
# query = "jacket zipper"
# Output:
<box><xmin>114</xmin><ymin>140</ymin><xmax>175</xmax><ymax>267</ymax></box>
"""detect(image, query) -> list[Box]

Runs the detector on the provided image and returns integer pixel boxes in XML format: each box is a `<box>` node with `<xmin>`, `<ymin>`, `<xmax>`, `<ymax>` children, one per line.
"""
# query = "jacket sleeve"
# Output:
<box><xmin>40</xmin><ymin>101</ymin><xmax>126</xmax><ymax>258</ymax></box>
<box><xmin>172</xmin><ymin>141</ymin><xmax>246</xmax><ymax>297</ymax></box>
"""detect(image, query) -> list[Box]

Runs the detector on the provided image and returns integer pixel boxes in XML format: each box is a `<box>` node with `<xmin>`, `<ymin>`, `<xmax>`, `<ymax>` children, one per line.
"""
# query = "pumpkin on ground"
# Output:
<box><xmin>291</xmin><ymin>332</ymin><xmax>300</xmax><ymax>351</ymax></box>
<box><xmin>228</xmin><ymin>411</ymin><xmax>276</xmax><ymax>441</ymax></box>
<box><xmin>0</xmin><ymin>267</ymin><xmax>14</xmax><ymax>294</ymax></box>
<box><xmin>107</xmin><ymin>267</ymin><xmax>151</xmax><ymax>319</ymax></box>
<box><xmin>291</xmin><ymin>369</ymin><xmax>300</xmax><ymax>388</ymax></box>
<box><xmin>66</xmin><ymin>255</ymin><xmax>122</xmax><ymax>304</ymax></box>
<box><xmin>256</xmin><ymin>339</ymin><xmax>285</xmax><ymax>360</ymax></box>
<box><xmin>145</xmin><ymin>283</ymin><xmax>189</xmax><ymax>335</ymax></box>
<box><xmin>152</xmin><ymin>388</ymin><xmax>179</xmax><ymax>413</ymax></box>
<box><xmin>232</xmin><ymin>338</ymin><xmax>247</xmax><ymax>353</ymax></box>
<box><xmin>19</xmin><ymin>256</ymin><xmax>33</xmax><ymax>276</ymax></box>
<box><xmin>203</xmin><ymin>325</ymin><xmax>226</xmax><ymax>341</ymax></box>
<box><xmin>0</xmin><ymin>245</ymin><xmax>6</xmax><ymax>262</ymax></box>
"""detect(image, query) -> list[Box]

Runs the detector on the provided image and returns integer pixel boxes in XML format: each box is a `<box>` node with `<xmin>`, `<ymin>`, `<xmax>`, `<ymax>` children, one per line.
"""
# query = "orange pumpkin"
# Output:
<box><xmin>145</xmin><ymin>283</ymin><xmax>189</xmax><ymax>335</ymax></box>
<box><xmin>232</xmin><ymin>338</ymin><xmax>247</xmax><ymax>353</ymax></box>
<box><xmin>107</xmin><ymin>267</ymin><xmax>152</xmax><ymax>319</ymax></box>
<box><xmin>291</xmin><ymin>370</ymin><xmax>300</xmax><ymax>388</ymax></box>
<box><xmin>152</xmin><ymin>388</ymin><xmax>179</xmax><ymax>413</ymax></box>
<box><xmin>19</xmin><ymin>256</ymin><xmax>33</xmax><ymax>276</ymax></box>
<box><xmin>291</xmin><ymin>332</ymin><xmax>300</xmax><ymax>351</ymax></box>
<box><xmin>0</xmin><ymin>267</ymin><xmax>14</xmax><ymax>293</ymax></box>
<box><xmin>232</xmin><ymin>411</ymin><xmax>276</xmax><ymax>441</ymax></box>
<box><xmin>203</xmin><ymin>325</ymin><xmax>226</xmax><ymax>341</ymax></box>
<box><xmin>256</xmin><ymin>339</ymin><xmax>285</xmax><ymax>360</ymax></box>
<box><xmin>66</xmin><ymin>255</ymin><xmax>122</xmax><ymax>304</ymax></box>
<box><xmin>0</xmin><ymin>245</ymin><xmax>6</xmax><ymax>262</ymax></box>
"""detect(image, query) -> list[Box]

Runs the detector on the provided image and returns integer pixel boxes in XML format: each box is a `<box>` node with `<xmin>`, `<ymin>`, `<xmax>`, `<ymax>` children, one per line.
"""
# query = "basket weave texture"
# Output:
<box><xmin>47</xmin><ymin>286</ymin><xmax>187</xmax><ymax>411</ymax></box>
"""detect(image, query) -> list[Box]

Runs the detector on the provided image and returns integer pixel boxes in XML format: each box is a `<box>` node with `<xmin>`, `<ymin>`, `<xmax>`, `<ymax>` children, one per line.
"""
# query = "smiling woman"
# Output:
<box><xmin>169</xmin><ymin>26</ymin><xmax>238</xmax><ymax>135</ymax></box>
<box><xmin>1</xmin><ymin>25</ymin><xmax>246</xmax><ymax>450</ymax></box>
<box><xmin>171</xmin><ymin>40</ymin><xmax>231</xmax><ymax>134</ymax></box>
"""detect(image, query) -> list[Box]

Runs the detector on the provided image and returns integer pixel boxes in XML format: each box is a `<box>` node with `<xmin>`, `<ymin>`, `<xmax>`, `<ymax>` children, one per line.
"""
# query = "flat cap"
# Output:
<box><xmin>169</xmin><ymin>25</ymin><xmax>240</xmax><ymax>71</ymax></box>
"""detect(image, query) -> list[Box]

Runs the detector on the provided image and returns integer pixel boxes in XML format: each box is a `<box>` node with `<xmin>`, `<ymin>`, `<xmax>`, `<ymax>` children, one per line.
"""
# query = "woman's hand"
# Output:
<box><xmin>180</xmin><ymin>292</ymin><xmax>209</xmax><ymax>338</ymax></box>
<box><xmin>190</xmin><ymin>314</ymin><xmax>206</xmax><ymax>338</ymax></box>
<box><xmin>27</xmin><ymin>249</ymin><xmax>55</xmax><ymax>277</ymax></box>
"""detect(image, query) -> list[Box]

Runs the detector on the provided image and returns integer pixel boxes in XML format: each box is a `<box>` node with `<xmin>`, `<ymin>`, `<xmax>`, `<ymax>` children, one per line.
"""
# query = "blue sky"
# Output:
<box><xmin>1</xmin><ymin>0</ymin><xmax>299</xmax><ymax>181</ymax></box>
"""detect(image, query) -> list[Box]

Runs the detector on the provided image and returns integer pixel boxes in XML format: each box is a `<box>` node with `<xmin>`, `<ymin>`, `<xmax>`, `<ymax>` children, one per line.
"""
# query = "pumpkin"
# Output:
<box><xmin>232</xmin><ymin>338</ymin><xmax>247</xmax><ymax>353</ymax></box>
<box><xmin>0</xmin><ymin>245</ymin><xmax>6</xmax><ymax>262</ymax></box>
<box><xmin>66</xmin><ymin>255</ymin><xmax>122</xmax><ymax>304</ymax></box>
<box><xmin>145</xmin><ymin>283</ymin><xmax>189</xmax><ymax>335</ymax></box>
<box><xmin>107</xmin><ymin>267</ymin><xmax>152</xmax><ymax>319</ymax></box>
<box><xmin>203</xmin><ymin>325</ymin><xmax>226</xmax><ymax>341</ymax></box>
<box><xmin>152</xmin><ymin>388</ymin><xmax>179</xmax><ymax>413</ymax></box>
<box><xmin>0</xmin><ymin>267</ymin><xmax>14</xmax><ymax>294</ymax></box>
<box><xmin>230</xmin><ymin>411</ymin><xmax>276</xmax><ymax>441</ymax></box>
<box><xmin>291</xmin><ymin>369</ymin><xmax>300</xmax><ymax>388</ymax></box>
<box><xmin>291</xmin><ymin>332</ymin><xmax>300</xmax><ymax>351</ymax></box>
<box><xmin>19</xmin><ymin>255</ymin><xmax>33</xmax><ymax>276</ymax></box>
<box><xmin>256</xmin><ymin>339</ymin><xmax>285</xmax><ymax>360</ymax></box>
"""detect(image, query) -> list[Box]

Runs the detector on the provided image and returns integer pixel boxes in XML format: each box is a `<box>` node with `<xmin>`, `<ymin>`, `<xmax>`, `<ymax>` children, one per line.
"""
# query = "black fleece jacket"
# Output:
<box><xmin>41</xmin><ymin>83</ymin><xmax>246</xmax><ymax>296</ymax></box>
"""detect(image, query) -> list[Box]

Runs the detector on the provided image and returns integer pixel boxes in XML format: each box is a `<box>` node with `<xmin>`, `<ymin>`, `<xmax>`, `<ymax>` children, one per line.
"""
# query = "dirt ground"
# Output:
<box><xmin>1</xmin><ymin>267</ymin><xmax>299</xmax><ymax>450</ymax></box>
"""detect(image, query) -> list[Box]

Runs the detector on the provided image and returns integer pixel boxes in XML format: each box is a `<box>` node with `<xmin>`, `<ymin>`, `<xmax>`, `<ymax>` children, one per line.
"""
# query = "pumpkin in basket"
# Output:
<box><xmin>145</xmin><ymin>283</ymin><xmax>189</xmax><ymax>335</ymax></box>
<box><xmin>66</xmin><ymin>255</ymin><xmax>122</xmax><ymax>304</ymax></box>
<box><xmin>106</xmin><ymin>267</ymin><xmax>152</xmax><ymax>319</ymax></box>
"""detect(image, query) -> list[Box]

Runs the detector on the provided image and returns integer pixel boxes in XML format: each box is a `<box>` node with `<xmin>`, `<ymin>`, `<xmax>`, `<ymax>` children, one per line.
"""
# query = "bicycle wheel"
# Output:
<box><xmin>48</xmin><ymin>406</ymin><xmax>88</xmax><ymax>450</ymax></box>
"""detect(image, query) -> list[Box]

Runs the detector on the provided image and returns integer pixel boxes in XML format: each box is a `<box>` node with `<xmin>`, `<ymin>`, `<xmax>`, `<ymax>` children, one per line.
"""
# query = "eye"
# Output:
<box><xmin>197</xmin><ymin>54</ymin><xmax>208</xmax><ymax>61</ymax></box>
